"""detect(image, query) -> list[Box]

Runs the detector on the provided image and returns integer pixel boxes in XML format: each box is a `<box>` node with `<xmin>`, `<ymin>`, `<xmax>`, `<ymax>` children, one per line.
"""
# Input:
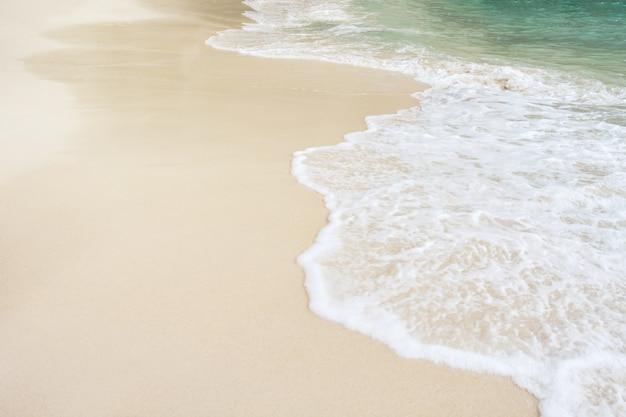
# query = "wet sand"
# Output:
<box><xmin>0</xmin><ymin>1</ymin><xmax>539</xmax><ymax>416</ymax></box>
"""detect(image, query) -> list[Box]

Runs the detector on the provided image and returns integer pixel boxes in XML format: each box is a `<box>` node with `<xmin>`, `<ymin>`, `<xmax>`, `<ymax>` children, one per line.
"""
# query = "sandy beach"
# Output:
<box><xmin>0</xmin><ymin>1</ymin><xmax>538</xmax><ymax>416</ymax></box>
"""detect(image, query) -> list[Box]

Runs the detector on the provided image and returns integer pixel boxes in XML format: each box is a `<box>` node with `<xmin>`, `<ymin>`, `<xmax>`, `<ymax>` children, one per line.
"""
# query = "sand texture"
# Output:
<box><xmin>0</xmin><ymin>1</ymin><xmax>538</xmax><ymax>416</ymax></box>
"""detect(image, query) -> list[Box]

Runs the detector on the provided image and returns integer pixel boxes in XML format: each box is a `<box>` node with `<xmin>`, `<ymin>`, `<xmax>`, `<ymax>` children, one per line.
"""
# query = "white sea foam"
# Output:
<box><xmin>207</xmin><ymin>1</ymin><xmax>626</xmax><ymax>415</ymax></box>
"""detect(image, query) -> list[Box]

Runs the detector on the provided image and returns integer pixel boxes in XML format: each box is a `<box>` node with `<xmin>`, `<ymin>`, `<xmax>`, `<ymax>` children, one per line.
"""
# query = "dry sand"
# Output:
<box><xmin>0</xmin><ymin>0</ymin><xmax>539</xmax><ymax>416</ymax></box>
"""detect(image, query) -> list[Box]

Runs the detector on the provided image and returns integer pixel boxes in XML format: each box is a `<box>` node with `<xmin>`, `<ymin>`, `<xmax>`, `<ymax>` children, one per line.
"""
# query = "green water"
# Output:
<box><xmin>355</xmin><ymin>0</ymin><xmax>626</xmax><ymax>85</ymax></box>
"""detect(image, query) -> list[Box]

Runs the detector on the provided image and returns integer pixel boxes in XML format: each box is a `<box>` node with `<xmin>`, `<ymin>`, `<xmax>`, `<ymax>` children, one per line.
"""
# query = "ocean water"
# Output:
<box><xmin>207</xmin><ymin>1</ymin><xmax>626</xmax><ymax>416</ymax></box>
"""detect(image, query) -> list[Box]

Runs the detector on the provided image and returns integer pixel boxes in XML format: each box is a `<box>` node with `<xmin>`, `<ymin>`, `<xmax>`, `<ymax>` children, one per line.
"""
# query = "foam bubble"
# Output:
<box><xmin>292</xmin><ymin>84</ymin><xmax>626</xmax><ymax>416</ymax></box>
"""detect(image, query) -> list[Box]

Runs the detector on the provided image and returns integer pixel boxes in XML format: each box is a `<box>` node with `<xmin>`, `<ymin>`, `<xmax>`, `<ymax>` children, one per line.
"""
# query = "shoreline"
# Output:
<box><xmin>0</xmin><ymin>1</ymin><xmax>539</xmax><ymax>416</ymax></box>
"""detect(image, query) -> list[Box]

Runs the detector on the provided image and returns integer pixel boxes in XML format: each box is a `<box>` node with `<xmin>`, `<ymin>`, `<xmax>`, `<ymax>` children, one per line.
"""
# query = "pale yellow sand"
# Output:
<box><xmin>0</xmin><ymin>1</ymin><xmax>539</xmax><ymax>416</ymax></box>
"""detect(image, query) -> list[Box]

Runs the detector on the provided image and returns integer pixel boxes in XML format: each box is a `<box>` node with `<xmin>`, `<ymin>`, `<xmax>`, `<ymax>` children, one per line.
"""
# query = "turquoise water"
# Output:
<box><xmin>209</xmin><ymin>1</ymin><xmax>626</xmax><ymax>416</ymax></box>
<box><xmin>357</xmin><ymin>0</ymin><xmax>626</xmax><ymax>85</ymax></box>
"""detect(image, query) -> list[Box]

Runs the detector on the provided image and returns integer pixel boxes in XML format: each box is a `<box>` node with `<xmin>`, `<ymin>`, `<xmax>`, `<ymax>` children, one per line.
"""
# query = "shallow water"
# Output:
<box><xmin>208</xmin><ymin>1</ymin><xmax>626</xmax><ymax>416</ymax></box>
